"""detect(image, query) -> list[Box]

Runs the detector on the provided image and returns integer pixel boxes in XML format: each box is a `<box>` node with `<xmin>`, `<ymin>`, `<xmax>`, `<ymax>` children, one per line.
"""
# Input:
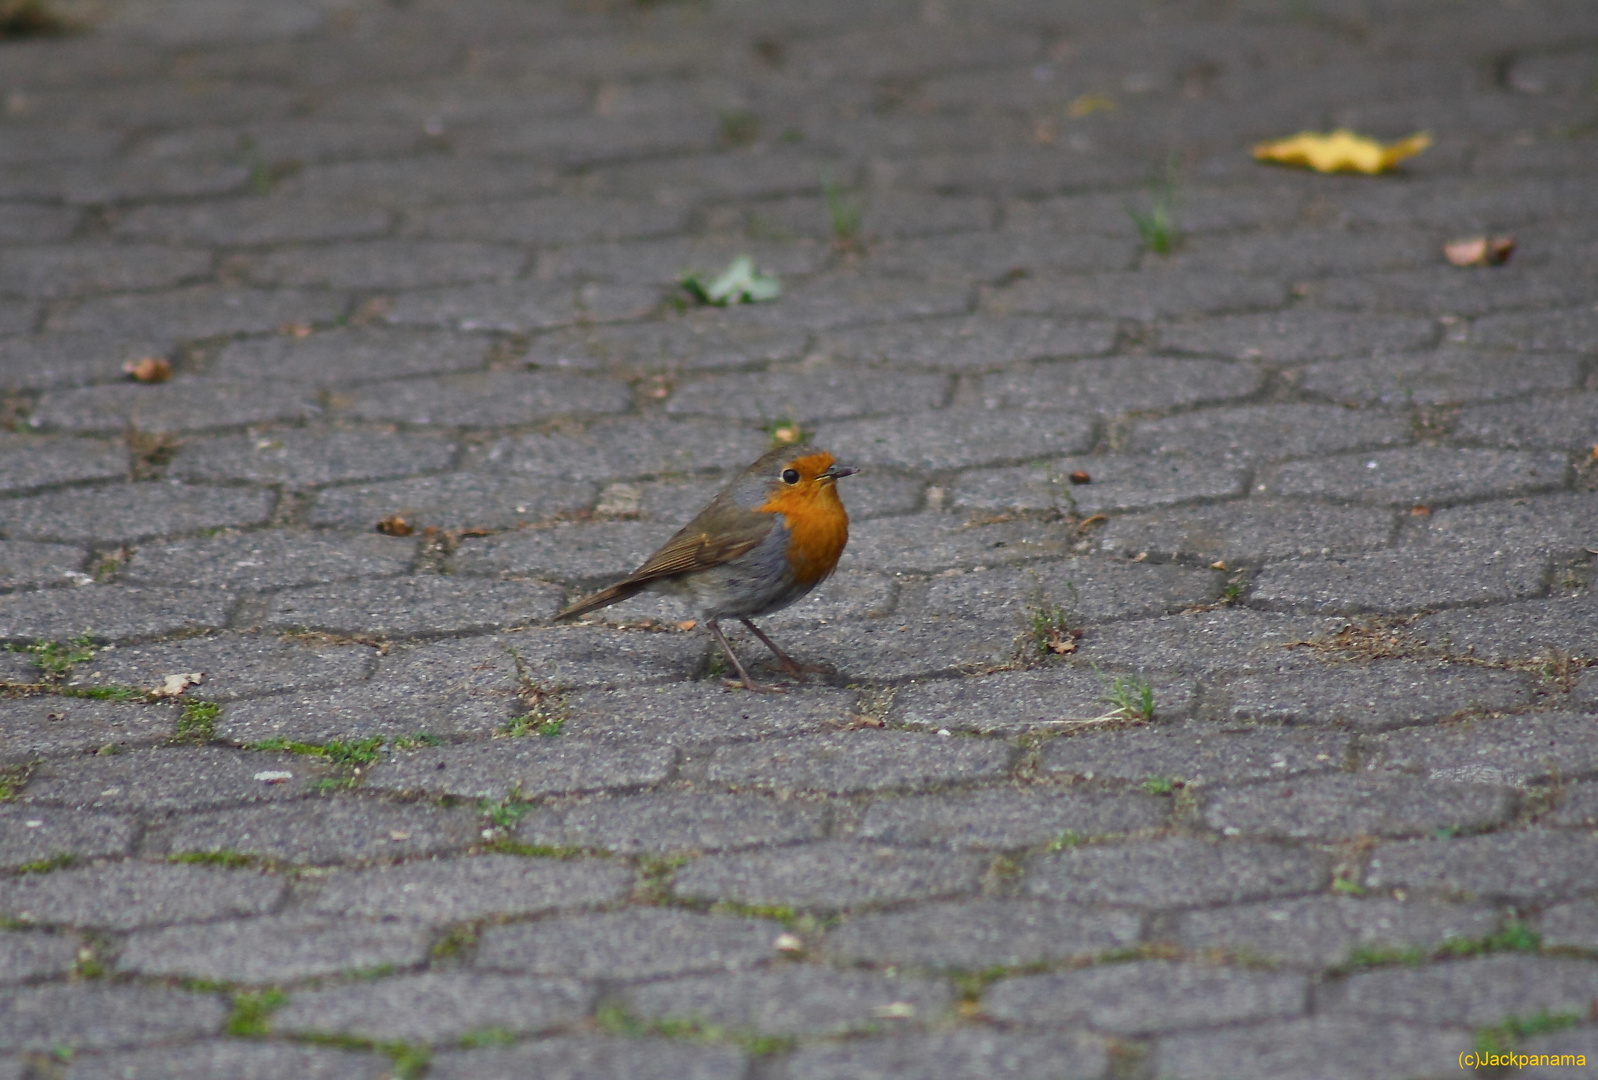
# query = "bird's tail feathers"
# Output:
<box><xmin>555</xmin><ymin>579</ymin><xmax>648</xmax><ymax>621</ymax></box>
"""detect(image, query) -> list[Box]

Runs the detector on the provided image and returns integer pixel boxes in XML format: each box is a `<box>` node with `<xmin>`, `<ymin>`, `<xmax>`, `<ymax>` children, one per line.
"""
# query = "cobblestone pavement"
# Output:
<box><xmin>1</xmin><ymin>0</ymin><xmax>1597</xmax><ymax>1076</ymax></box>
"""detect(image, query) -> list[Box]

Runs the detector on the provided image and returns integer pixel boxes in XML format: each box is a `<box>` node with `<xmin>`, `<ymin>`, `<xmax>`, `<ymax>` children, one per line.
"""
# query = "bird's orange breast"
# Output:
<box><xmin>757</xmin><ymin>480</ymin><xmax>850</xmax><ymax>588</ymax></box>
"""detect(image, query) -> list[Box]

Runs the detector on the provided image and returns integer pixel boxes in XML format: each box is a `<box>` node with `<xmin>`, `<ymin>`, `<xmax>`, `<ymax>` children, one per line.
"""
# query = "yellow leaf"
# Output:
<box><xmin>1251</xmin><ymin>129</ymin><xmax>1432</xmax><ymax>174</ymax></box>
<box><xmin>1068</xmin><ymin>93</ymin><xmax>1116</xmax><ymax>117</ymax></box>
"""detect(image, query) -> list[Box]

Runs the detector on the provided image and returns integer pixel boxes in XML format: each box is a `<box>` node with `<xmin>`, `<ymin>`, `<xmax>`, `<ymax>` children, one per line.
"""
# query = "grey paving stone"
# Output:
<box><xmin>984</xmin><ymin>271</ymin><xmax>1286</xmax><ymax>321</ymax></box>
<box><xmin>666</xmin><ymin>368</ymin><xmax>948</xmax><ymax>423</ymax></box>
<box><xmin>272</xmin><ymin>973</ymin><xmax>592</xmax><ymax>1045</ymax></box>
<box><xmin>1157</xmin><ymin>310</ymin><xmax>1437</xmax><ymax>362</ymax></box>
<box><xmin>0</xmin><ymin>805</ymin><xmax>134</xmax><ymax>871</ymax></box>
<box><xmin>816</xmin><ymin>316</ymin><xmax>1117</xmax><ymax>371</ymax></box>
<box><xmin>0</xmin><ymin>861</ymin><xmax>283</xmax><ymax>930</ymax></box>
<box><xmin>864</xmin><ymin>230</ymin><xmax>1136</xmax><ymax>283</ymax></box>
<box><xmin>1549</xmin><ymin>781</ymin><xmax>1598</xmax><ymax>828</ymax></box>
<box><xmin>1539</xmin><ymin>901</ymin><xmax>1598</xmax><ymax>951</ymax></box>
<box><xmin>525</xmin><ymin>316</ymin><xmax>806</xmax><ymax>373</ymax></box>
<box><xmin>0</xmin><ymin>696</ymin><xmax>178</xmax><ymax>762</ymax></box>
<box><xmin>826</xmin><ymin>899</ymin><xmax>1141</xmax><ymax>971</ymax></box>
<box><xmin>146</xmin><ymin>799</ymin><xmax>481</xmax><ymax>866</ymax></box>
<box><xmin>1167</xmin><ymin>228</ymin><xmax>1438</xmax><ymax>279</ymax></box>
<box><xmin>0</xmin><ymin>541</ymin><xmax>87</xmax><ymax>589</ymax></box>
<box><xmin>338</xmin><ymin>370</ymin><xmax>632</xmax><ymax>427</ymax></box>
<box><xmin>496</xmin><ymin>625</ymin><xmax>707</xmax><ymax>690</ymax></box>
<box><xmin>706</xmin><ymin>729</ymin><xmax>1013</xmax><ymax>794</ymax></box>
<box><xmin>746</xmin><ymin>192</ymin><xmax>995</xmax><ymax>243</ymax></box>
<box><xmin>560</xmin><ymin>681</ymin><xmax>852</xmax><ymax>744</ymax></box>
<box><xmin>0</xmin><ymin>436</ymin><xmax>126</xmax><ymax>494</ymax></box>
<box><xmin>364</xmin><ymin>739</ymin><xmax>675</xmax><ymax>801</ymax></box>
<box><xmin>1296</xmin><ymin>349</ymin><xmax>1582</xmax><ymax>407</ymax></box>
<box><xmin>382</xmin><ymin>281</ymin><xmax>656</xmax><ymax>333</ymax></box>
<box><xmin>115</xmin><ymin>914</ymin><xmax>434</xmax><ymax>984</ymax></box>
<box><xmin>1</xmin><ymin>931</ymin><xmax>80</xmax><ymax>988</ymax></box>
<box><xmin>1175</xmin><ymin>895</ymin><xmax>1502</xmax><ymax>968</ymax></box>
<box><xmin>888</xmin><ymin>669</ymin><xmax>1197</xmax><ymax>735</ymax></box>
<box><xmin>1312</xmin><ymin>265</ymin><xmax>1594</xmax><ymax>316</ymax></box>
<box><xmin>302</xmin><ymin>855</ymin><xmax>631</xmax><ymax>923</ymax></box>
<box><xmin>427</xmin><ymin>1038</ymin><xmax>745</xmax><ymax>1080</ymax></box>
<box><xmin>1365</xmin><ymin>712</ymin><xmax>1598</xmax><ymax>787</ymax></box>
<box><xmin>952</xmin><ymin>456</ymin><xmax>1248</xmax><ymax>515</ymax></box>
<box><xmin>469</xmin><ymin>417</ymin><xmax>767</xmax><ymax>483</ymax></box>
<box><xmin>1423</xmin><ymin>491</ymin><xmax>1598</xmax><ymax>561</ymax></box>
<box><xmin>112</xmin><ymin>198</ymin><xmax>393</xmax><ymax>245</ymax></box>
<box><xmin>839</xmin><ymin>514</ymin><xmax>1076</xmax><ymax>575</ymax></box>
<box><xmin>518</xmin><ymin>792</ymin><xmax>827</xmax><ymax>855</ymax></box>
<box><xmin>50</xmin><ymin>287</ymin><xmax>347</xmax><ymax>340</ymax></box>
<box><xmin>1072</xmin><ymin>609</ymin><xmax>1346</xmax><ymax>676</ymax></box>
<box><xmin>310</xmin><ymin>473</ymin><xmax>596</xmax><ymax>531</ymax></box>
<box><xmin>1262</xmin><ymin>447</ymin><xmax>1570</xmax><ymax>506</ymax></box>
<box><xmin>1516</xmin><ymin>1030</ymin><xmax>1598</xmax><ymax>1080</ymax></box>
<box><xmin>1100</xmin><ymin>501</ymin><xmax>1397</xmax><ymax>563</ymax></box>
<box><xmin>984</xmin><ymin>961</ymin><xmax>1307</xmax><ymax>1034</ymax></box>
<box><xmin>2</xmin><ymin>483</ymin><xmax>272</xmax><ymax>544</ymax></box>
<box><xmin>786</xmin><ymin>1031</ymin><xmax>1110</xmax><ymax>1080</ymax></box>
<box><xmin>0</xmin><ymin>297</ymin><xmax>37</xmax><ymax>335</ymax></box>
<box><xmin>0</xmin><ymin>333</ymin><xmax>176</xmax><ymax>393</ymax></box>
<box><xmin>1365</xmin><ymin>830</ymin><xmax>1598</xmax><ymax>900</ymax></box>
<box><xmin>170</xmin><ymin>429</ymin><xmax>457</xmax><ymax>486</ymax></box>
<box><xmin>1216</xmin><ymin>660</ymin><xmax>1533</xmax><ymax>731</ymax></box>
<box><xmin>1204</xmin><ymin>774</ymin><xmax>1514</xmax><ymax>841</ymax></box>
<box><xmin>261</xmin><ymin>576</ymin><xmax>562</xmax><ymax>637</ymax></box>
<box><xmin>1330</xmin><ymin>954</ymin><xmax>1598</xmax><ymax>1027</ymax></box>
<box><xmin>22</xmin><ymin>746</ymin><xmax>335</xmax><ymax>812</ymax></box>
<box><xmin>673</xmin><ymin>842</ymin><xmax>987</xmax><ymax>911</ymax></box>
<box><xmin>815</xmin><ymin>407</ymin><xmax>1095</xmax><ymax>470</ymax></box>
<box><xmin>1024</xmin><ymin>838</ymin><xmax>1332</xmax><ymax>908</ymax></box>
<box><xmin>1250</xmin><ymin>544</ymin><xmax>1549</xmax><ymax>614</ymax></box>
<box><xmin>421</xmin><ymin>196</ymin><xmax>689</xmax><ymax>245</ymax></box>
<box><xmin>5</xmin><ymin>160</ymin><xmax>250</xmax><ymax>205</ymax></box>
<box><xmin>1122</xmin><ymin>404</ymin><xmax>1411</xmax><ymax>464</ymax></box>
<box><xmin>1154</xmin><ymin>1018</ymin><xmax>1471</xmax><ymax>1080</ymax></box>
<box><xmin>124</xmin><ymin>530</ymin><xmax>415</xmax><ymax>591</ymax></box>
<box><xmin>477</xmin><ymin>909</ymin><xmax>783</xmax><ymax>980</ymax></box>
<box><xmin>241</xmin><ymin>240</ymin><xmax>525</xmax><ymax>289</ymax></box>
<box><xmin>1454</xmin><ymin>393</ymin><xmax>1598</xmax><ymax>453</ymax></box>
<box><xmin>210</xmin><ymin>328</ymin><xmax>489</xmax><ymax>386</ymax></box>
<box><xmin>539</xmin><ymin>235</ymin><xmax>827</xmax><ymax>287</ymax></box>
<box><xmin>63</xmin><ymin>1042</ymin><xmax>390</xmax><ymax>1080</ymax></box>
<box><xmin>622</xmin><ymin>966</ymin><xmax>954</xmax><ymax>1037</ymax></box>
<box><xmin>67</xmin><ymin>632</ymin><xmax>374</xmax><ymax>702</ymax></box>
<box><xmin>975</xmin><ymin>356</ymin><xmax>1266</xmax><ymax>415</ymax></box>
<box><xmin>1042</xmin><ymin>721</ymin><xmax>1352</xmax><ymax>789</ymax></box>
<box><xmin>454</xmin><ymin>520</ymin><xmax>688</xmax><ymax>583</ymax></box>
<box><xmin>0</xmin><ymin>244</ymin><xmax>210</xmax><ymax>300</ymax></box>
<box><xmin>29</xmin><ymin>379</ymin><xmax>321</xmax><ymax>434</ymax></box>
<box><xmin>1410</xmin><ymin>594</ymin><xmax>1598</xmax><ymax>662</ymax></box>
<box><xmin>0</xmin><ymin>204</ymin><xmax>80</xmax><ymax>243</ymax></box>
<box><xmin>1472</xmin><ymin>306</ymin><xmax>1598</xmax><ymax>353</ymax></box>
<box><xmin>0</xmin><ymin>984</ymin><xmax>228</xmax><ymax>1054</ymax></box>
<box><xmin>853</xmin><ymin>787</ymin><xmax>1171</xmax><ymax>849</ymax></box>
<box><xmin>732</xmin><ymin>276</ymin><xmax>972</xmax><ymax>331</ymax></box>
<box><xmin>921</xmin><ymin>558</ymin><xmax>1221</xmax><ymax>624</ymax></box>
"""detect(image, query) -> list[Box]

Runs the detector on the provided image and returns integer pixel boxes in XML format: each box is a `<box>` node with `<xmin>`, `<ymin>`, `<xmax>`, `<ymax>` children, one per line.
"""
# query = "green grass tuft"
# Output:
<box><xmin>177</xmin><ymin>700</ymin><xmax>219</xmax><ymax>741</ymax></box>
<box><xmin>226</xmin><ymin>989</ymin><xmax>288</xmax><ymax>1037</ymax></box>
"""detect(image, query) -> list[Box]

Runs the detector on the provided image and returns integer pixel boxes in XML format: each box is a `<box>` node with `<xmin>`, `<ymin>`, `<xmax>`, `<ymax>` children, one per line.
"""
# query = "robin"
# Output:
<box><xmin>555</xmin><ymin>444</ymin><xmax>856</xmax><ymax>692</ymax></box>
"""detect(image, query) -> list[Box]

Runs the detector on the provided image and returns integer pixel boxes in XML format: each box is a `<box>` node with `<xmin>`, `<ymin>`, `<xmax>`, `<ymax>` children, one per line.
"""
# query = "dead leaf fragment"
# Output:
<box><xmin>1443</xmin><ymin>235</ymin><xmax>1515</xmax><ymax>267</ymax></box>
<box><xmin>151</xmin><ymin>672</ymin><xmax>203</xmax><ymax>698</ymax></box>
<box><xmin>279</xmin><ymin>322</ymin><xmax>314</xmax><ymax>338</ymax></box>
<box><xmin>122</xmin><ymin>356</ymin><xmax>172</xmax><ymax>383</ymax></box>
<box><xmin>772</xmin><ymin>933</ymin><xmax>804</xmax><ymax>952</ymax></box>
<box><xmin>1068</xmin><ymin>93</ymin><xmax>1116</xmax><ymax>117</ymax></box>
<box><xmin>675</xmin><ymin>620</ymin><xmax>698</xmax><ymax>631</ymax></box>
<box><xmin>1252</xmin><ymin>129</ymin><xmax>1431</xmax><ymax>174</ymax></box>
<box><xmin>375</xmin><ymin>514</ymin><xmax>414</xmax><ymax>537</ymax></box>
<box><xmin>1410</xmin><ymin>505</ymin><xmax>1432</xmax><ymax>517</ymax></box>
<box><xmin>1068</xmin><ymin>470</ymin><xmax>1091</xmax><ymax>485</ymax></box>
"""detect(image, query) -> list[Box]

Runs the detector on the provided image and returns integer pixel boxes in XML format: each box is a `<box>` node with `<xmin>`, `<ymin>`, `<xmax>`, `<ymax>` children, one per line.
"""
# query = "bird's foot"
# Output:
<box><xmin>722</xmin><ymin>677</ymin><xmax>788</xmax><ymax>693</ymax></box>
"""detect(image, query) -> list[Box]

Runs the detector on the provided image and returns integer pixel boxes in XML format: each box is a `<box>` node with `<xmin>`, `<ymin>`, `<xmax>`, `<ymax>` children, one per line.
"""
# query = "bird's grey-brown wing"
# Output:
<box><xmin>554</xmin><ymin>497</ymin><xmax>776</xmax><ymax>620</ymax></box>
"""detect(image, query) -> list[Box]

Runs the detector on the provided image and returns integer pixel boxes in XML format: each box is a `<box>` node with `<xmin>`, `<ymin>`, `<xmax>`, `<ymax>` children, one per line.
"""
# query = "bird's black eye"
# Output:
<box><xmin>781</xmin><ymin>468</ymin><xmax>800</xmax><ymax>485</ymax></box>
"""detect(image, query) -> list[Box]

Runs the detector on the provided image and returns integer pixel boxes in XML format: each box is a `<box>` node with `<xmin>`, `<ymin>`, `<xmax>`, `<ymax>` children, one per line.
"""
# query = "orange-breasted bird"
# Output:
<box><xmin>555</xmin><ymin>444</ymin><xmax>856</xmax><ymax>692</ymax></box>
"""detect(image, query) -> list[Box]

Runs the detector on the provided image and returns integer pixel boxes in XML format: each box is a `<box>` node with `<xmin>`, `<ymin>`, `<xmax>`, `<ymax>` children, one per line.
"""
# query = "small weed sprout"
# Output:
<box><xmin>1140</xmin><ymin>775</ymin><xmax>1176</xmax><ymax>796</ymax></box>
<box><xmin>761</xmin><ymin>415</ymin><xmax>807</xmax><ymax>447</ymax></box>
<box><xmin>24</xmin><ymin>636</ymin><xmax>94</xmax><ymax>682</ymax></box>
<box><xmin>177</xmin><ymin>700</ymin><xmax>219</xmax><ymax>741</ymax></box>
<box><xmin>501</xmin><ymin>648</ymin><xmax>569</xmax><ymax>738</ymax></box>
<box><xmin>226</xmin><ymin>989</ymin><xmax>288</xmax><ymax>1037</ymax></box>
<box><xmin>718</xmin><ymin>109</ymin><xmax>760</xmax><ymax>147</ymax></box>
<box><xmin>1126</xmin><ymin>158</ymin><xmax>1182</xmax><ymax>255</ymax></box>
<box><xmin>1046</xmin><ymin>830</ymin><xmax>1083</xmax><ymax>852</ymax></box>
<box><xmin>821</xmin><ymin>170</ymin><xmax>864</xmax><ymax>246</ymax></box>
<box><xmin>1096</xmin><ymin>668</ymin><xmax>1156</xmax><ymax>723</ymax></box>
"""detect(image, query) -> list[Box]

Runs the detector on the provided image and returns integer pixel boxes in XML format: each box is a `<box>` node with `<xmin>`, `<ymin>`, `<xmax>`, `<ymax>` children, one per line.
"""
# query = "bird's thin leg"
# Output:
<box><xmin>740</xmin><ymin>618</ymin><xmax>829</xmax><ymax>675</ymax></box>
<box><xmin>707</xmin><ymin>618</ymin><xmax>785</xmax><ymax>693</ymax></box>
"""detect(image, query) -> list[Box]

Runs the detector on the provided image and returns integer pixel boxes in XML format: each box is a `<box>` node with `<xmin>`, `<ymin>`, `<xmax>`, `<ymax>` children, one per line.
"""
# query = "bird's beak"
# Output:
<box><xmin>822</xmin><ymin>463</ymin><xmax>857</xmax><ymax>480</ymax></box>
